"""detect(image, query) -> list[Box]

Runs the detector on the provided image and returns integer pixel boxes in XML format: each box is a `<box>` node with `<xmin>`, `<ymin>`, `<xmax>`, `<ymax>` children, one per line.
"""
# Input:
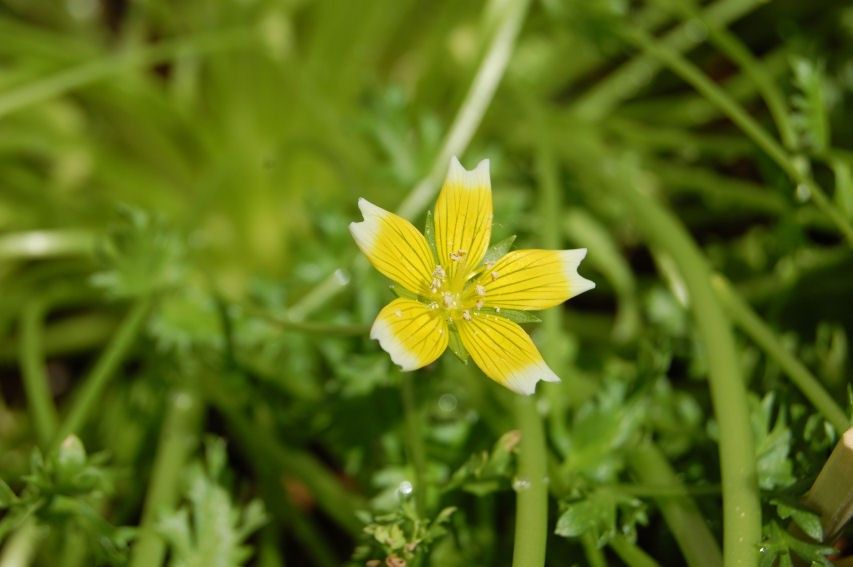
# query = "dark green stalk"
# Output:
<box><xmin>623</xmin><ymin>26</ymin><xmax>853</xmax><ymax>244</ymax></box>
<box><xmin>129</xmin><ymin>387</ymin><xmax>203</xmax><ymax>567</ymax></box>
<box><xmin>53</xmin><ymin>298</ymin><xmax>151</xmax><ymax>447</ymax></box>
<box><xmin>712</xmin><ymin>276</ymin><xmax>849</xmax><ymax>432</ymax></box>
<box><xmin>400</xmin><ymin>372</ymin><xmax>427</xmax><ymax>515</ymax></box>
<box><xmin>19</xmin><ymin>301</ymin><xmax>58</xmax><ymax>448</ymax></box>
<box><xmin>611</xmin><ymin>174</ymin><xmax>758</xmax><ymax>566</ymax></box>
<box><xmin>610</xmin><ymin>535</ymin><xmax>661</xmax><ymax>567</ymax></box>
<box><xmin>628</xmin><ymin>444</ymin><xmax>723</xmax><ymax>567</ymax></box>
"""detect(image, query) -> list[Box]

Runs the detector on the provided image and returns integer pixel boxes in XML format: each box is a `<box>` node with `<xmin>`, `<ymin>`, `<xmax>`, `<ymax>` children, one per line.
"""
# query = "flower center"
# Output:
<box><xmin>428</xmin><ymin>263</ymin><xmax>484</xmax><ymax>321</ymax></box>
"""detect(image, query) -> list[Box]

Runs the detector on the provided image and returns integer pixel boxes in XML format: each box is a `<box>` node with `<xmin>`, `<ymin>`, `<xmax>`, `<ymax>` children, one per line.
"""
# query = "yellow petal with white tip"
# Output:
<box><xmin>474</xmin><ymin>249</ymin><xmax>594</xmax><ymax>310</ymax></box>
<box><xmin>434</xmin><ymin>157</ymin><xmax>493</xmax><ymax>285</ymax></box>
<box><xmin>350</xmin><ymin>198</ymin><xmax>436</xmax><ymax>295</ymax></box>
<box><xmin>456</xmin><ymin>312</ymin><xmax>559</xmax><ymax>395</ymax></box>
<box><xmin>370</xmin><ymin>298</ymin><xmax>448</xmax><ymax>371</ymax></box>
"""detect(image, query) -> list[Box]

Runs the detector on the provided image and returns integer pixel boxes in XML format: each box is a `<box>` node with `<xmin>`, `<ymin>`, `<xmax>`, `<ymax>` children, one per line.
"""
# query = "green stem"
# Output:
<box><xmin>623</xmin><ymin>26</ymin><xmax>853</xmax><ymax>245</ymax></box>
<box><xmin>396</xmin><ymin>0</ymin><xmax>531</xmax><ymax>220</ymax></box>
<box><xmin>400</xmin><ymin>372</ymin><xmax>427</xmax><ymax>515</ymax></box>
<box><xmin>129</xmin><ymin>387</ymin><xmax>203</xmax><ymax>567</ymax></box>
<box><xmin>19</xmin><ymin>301</ymin><xmax>58</xmax><ymax>448</ymax></box>
<box><xmin>0</xmin><ymin>521</ymin><xmax>41</xmax><ymax>567</ymax></box>
<box><xmin>52</xmin><ymin>299</ymin><xmax>151</xmax><ymax>447</ymax></box>
<box><xmin>0</xmin><ymin>230</ymin><xmax>95</xmax><ymax>261</ymax></box>
<box><xmin>511</xmin><ymin>396</ymin><xmax>548</xmax><ymax>567</ymax></box>
<box><xmin>628</xmin><ymin>444</ymin><xmax>722</xmax><ymax>567</ymax></box>
<box><xmin>581</xmin><ymin>532</ymin><xmax>607</xmax><ymax>567</ymax></box>
<box><xmin>0</xmin><ymin>28</ymin><xmax>257</xmax><ymax>119</ymax></box>
<box><xmin>653</xmin><ymin>0</ymin><xmax>797</xmax><ymax>149</ymax></box>
<box><xmin>610</xmin><ymin>535</ymin><xmax>661</xmax><ymax>567</ymax></box>
<box><xmin>572</xmin><ymin>0</ymin><xmax>764</xmax><ymax>120</ymax></box>
<box><xmin>613</xmin><ymin>178</ymin><xmax>758</xmax><ymax>566</ymax></box>
<box><xmin>244</xmin><ymin>305</ymin><xmax>369</xmax><ymax>336</ymax></box>
<box><xmin>712</xmin><ymin>276</ymin><xmax>850</xmax><ymax>433</ymax></box>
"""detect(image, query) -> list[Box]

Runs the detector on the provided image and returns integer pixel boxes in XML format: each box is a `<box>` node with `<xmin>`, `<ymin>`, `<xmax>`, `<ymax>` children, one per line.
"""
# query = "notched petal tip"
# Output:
<box><xmin>370</xmin><ymin>318</ymin><xmax>420</xmax><ymax>371</ymax></box>
<box><xmin>445</xmin><ymin>156</ymin><xmax>491</xmax><ymax>190</ymax></box>
<box><xmin>560</xmin><ymin>248</ymin><xmax>596</xmax><ymax>297</ymax></box>
<box><xmin>506</xmin><ymin>363</ymin><xmax>561</xmax><ymax>396</ymax></box>
<box><xmin>357</xmin><ymin>197</ymin><xmax>383</xmax><ymax>218</ymax></box>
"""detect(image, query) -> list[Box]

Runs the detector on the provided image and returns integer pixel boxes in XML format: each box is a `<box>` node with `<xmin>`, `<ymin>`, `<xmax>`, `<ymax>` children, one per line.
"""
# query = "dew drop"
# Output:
<box><xmin>438</xmin><ymin>394</ymin><xmax>458</xmax><ymax>413</ymax></box>
<box><xmin>795</xmin><ymin>183</ymin><xmax>811</xmax><ymax>202</ymax></box>
<box><xmin>512</xmin><ymin>477</ymin><xmax>531</xmax><ymax>492</ymax></box>
<box><xmin>398</xmin><ymin>480</ymin><xmax>414</xmax><ymax>496</ymax></box>
<box><xmin>333</xmin><ymin>268</ymin><xmax>351</xmax><ymax>286</ymax></box>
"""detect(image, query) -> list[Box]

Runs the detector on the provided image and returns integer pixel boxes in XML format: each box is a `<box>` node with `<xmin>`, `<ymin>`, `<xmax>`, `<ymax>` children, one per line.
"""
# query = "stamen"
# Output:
<box><xmin>462</xmin><ymin>310</ymin><xmax>472</xmax><ymax>321</ymax></box>
<box><xmin>491</xmin><ymin>271</ymin><xmax>500</xmax><ymax>281</ymax></box>
<box><xmin>442</xmin><ymin>292</ymin><xmax>456</xmax><ymax>308</ymax></box>
<box><xmin>475</xmin><ymin>284</ymin><xmax>486</xmax><ymax>296</ymax></box>
<box><xmin>432</xmin><ymin>265</ymin><xmax>446</xmax><ymax>279</ymax></box>
<box><xmin>475</xmin><ymin>300</ymin><xmax>484</xmax><ymax>310</ymax></box>
<box><xmin>449</xmin><ymin>249</ymin><xmax>468</xmax><ymax>262</ymax></box>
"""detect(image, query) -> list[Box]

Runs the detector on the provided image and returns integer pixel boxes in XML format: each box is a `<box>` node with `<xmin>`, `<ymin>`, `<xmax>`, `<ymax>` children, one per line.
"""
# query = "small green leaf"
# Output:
<box><xmin>389</xmin><ymin>284</ymin><xmax>417</xmax><ymax>300</ymax></box>
<box><xmin>424</xmin><ymin>210</ymin><xmax>438</xmax><ymax>263</ymax></box>
<box><xmin>0</xmin><ymin>480</ymin><xmax>16</xmax><ymax>508</ymax></box>
<box><xmin>483</xmin><ymin>235</ymin><xmax>516</xmax><ymax>265</ymax></box>
<box><xmin>479</xmin><ymin>308</ymin><xmax>541</xmax><ymax>324</ymax></box>
<box><xmin>447</xmin><ymin>324</ymin><xmax>468</xmax><ymax>364</ymax></box>
<box><xmin>772</xmin><ymin>499</ymin><xmax>823</xmax><ymax>541</ymax></box>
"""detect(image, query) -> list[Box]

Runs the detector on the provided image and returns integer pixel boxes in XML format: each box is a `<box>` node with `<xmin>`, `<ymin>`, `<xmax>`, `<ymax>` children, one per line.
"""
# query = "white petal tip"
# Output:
<box><xmin>370</xmin><ymin>318</ymin><xmax>421</xmax><ymax>371</ymax></box>
<box><xmin>505</xmin><ymin>363</ymin><xmax>561</xmax><ymax>396</ymax></box>
<box><xmin>446</xmin><ymin>156</ymin><xmax>491</xmax><ymax>190</ymax></box>
<box><xmin>560</xmin><ymin>248</ymin><xmax>595</xmax><ymax>297</ymax></box>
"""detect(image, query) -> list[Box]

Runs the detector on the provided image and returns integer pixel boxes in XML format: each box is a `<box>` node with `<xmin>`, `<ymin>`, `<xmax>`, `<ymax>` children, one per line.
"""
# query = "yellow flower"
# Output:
<box><xmin>350</xmin><ymin>158</ymin><xmax>594</xmax><ymax>395</ymax></box>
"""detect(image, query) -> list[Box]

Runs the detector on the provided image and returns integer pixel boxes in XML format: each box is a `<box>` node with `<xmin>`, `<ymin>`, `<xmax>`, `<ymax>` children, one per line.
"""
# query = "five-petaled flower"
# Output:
<box><xmin>350</xmin><ymin>158</ymin><xmax>594</xmax><ymax>395</ymax></box>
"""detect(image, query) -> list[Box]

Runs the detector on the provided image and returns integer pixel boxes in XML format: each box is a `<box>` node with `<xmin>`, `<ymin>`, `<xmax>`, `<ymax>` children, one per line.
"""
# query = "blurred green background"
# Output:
<box><xmin>1</xmin><ymin>0</ymin><xmax>852</xmax><ymax>565</ymax></box>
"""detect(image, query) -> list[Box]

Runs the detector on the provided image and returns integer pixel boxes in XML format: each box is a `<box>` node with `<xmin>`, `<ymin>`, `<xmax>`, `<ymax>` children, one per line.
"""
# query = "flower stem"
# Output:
<box><xmin>400</xmin><ymin>372</ymin><xmax>427</xmax><ymax>515</ymax></box>
<box><xmin>511</xmin><ymin>395</ymin><xmax>548</xmax><ymax>567</ymax></box>
<box><xmin>129</xmin><ymin>386</ymin><xmax>203</xmax><ymax>567</ymax></box>
<box><xmin>628</xmin><ymin>443</ymin><xmax>722</xmax><ymax>567</ymax></box>
<box><xmin>19</xmin><ymin>300</ymin><xmax>58</xmax><ymax>448</ymax></box>
<box><xmin>610</xmin><ymin>535</ymin><xmax>661</xmax><ymax>567</ymax></box>
<box><xmin>712</xmin><ymin>276</ymin><xmax>850</xmax><ymax>433</ymax></box>
<box><xmin>52</xmin><ymin>298</ymin><xmax>151</xmax><ymax>448</ymax></box>
<box><xmin>615</xmin><ymin>181</ymin><xmax>757</xmax><ymax>567</ymax></box>
<box><xmin>397</xmin><ymin>0</ymin><xmax>531</xmax><ymax>220</ymax></box>
<box><xmin>622</xmin><ymin>26</ymin><xmax>853</xmax><ymax>245</ymax></box>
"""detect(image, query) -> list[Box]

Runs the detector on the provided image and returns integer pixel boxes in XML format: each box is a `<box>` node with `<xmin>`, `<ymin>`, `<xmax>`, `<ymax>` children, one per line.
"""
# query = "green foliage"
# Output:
<box><xmin>2</xmin><ymin>0</ymin><xmax>853</xmax><ymax>564</ymax></box>
<box><xmin>0</xmin><ymin>436</ymin><xmax>132</xmax><ymax>564</ymax></box>
<box><xmin>353</xmin><ymin>501</ymin><xmax>456</xmax><ymax>565</ymax></box>
<box><xmin>156</xmin><ymin>438</ymin><xmax>267</xmax><ymax>567</ymax></box>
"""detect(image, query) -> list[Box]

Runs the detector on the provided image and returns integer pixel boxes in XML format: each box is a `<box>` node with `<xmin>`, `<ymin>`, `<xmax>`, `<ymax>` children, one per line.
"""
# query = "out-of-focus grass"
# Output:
<box><xmin>1</xmin><ymin>0</ymin><xmax>852</xmax><ymax>565</ymax></box>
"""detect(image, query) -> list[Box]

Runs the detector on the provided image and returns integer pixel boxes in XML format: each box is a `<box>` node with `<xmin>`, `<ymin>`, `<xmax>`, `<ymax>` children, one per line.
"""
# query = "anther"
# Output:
<box><xmin>475</xmin><ymin>284</ymin><xmax>486</xmax><ymax>296</ymax></box>
<box><xmin>491</xmin><ymin>271</ymin><xmax>500</xmax><ymax>281</ymax></box>
<box><xmin>475</xmin><ymin>300</ymin><xmax>484</xmax><ymax>310</ymax></box>
<box><xmin>449</xmin><ymin>249</ymin><xmax>467</xmax><ymax>262</ymax></box>
<box><xmin>462</xmin><ymin>310</ymin><xmax>472</xmax><ymax>321</ymax></box>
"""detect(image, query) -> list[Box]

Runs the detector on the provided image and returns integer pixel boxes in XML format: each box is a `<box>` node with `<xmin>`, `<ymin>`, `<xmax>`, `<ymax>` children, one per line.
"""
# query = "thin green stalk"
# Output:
<box><xmin>0</xmin><ymin>521</ymin><xmax>40</xmax><ymax>567</ymax></box>
<box><xmin>623</xmin><ymin>26</ymin><xmax>853</xmax><ymax>245</ymax></box>
<box><xmin>244</xmin><ymin>305</ymin><xmax>369</xmax><ymax>336</ymax></box>
<box><xmin>397</xmin><ymin>0</ymin><xmax>531</xmax><ymax>220</ymax></box>
<box><xmin>653</xmin><ymin>0</ymin><xmax>797</xmax><ymax>149</ymax></box>
<box><xmin>0</xmin><ymin>28</ymin><xmax>257</xmax><ymax>119</ymax></box>
<box><xmin>581</xmin><ymin>533</ymin><xmax>607</xmax><ymax>567</ymax></box>
<box><xmin>610</xmin><ymin>535</ymin><xmax>661</xmax><ymax>567</ymax></box>
<box><xmin>52</xmin><ymin>298</ymin><xmax>151</xmax><ymax>447</ymax></box>
<box><xmin>19</xmin><ymin>301</ymin><xmax>58</xmax><ymax>448</ymax></box>
<box><xmin>0</xmin><ymin>230</ymin><xmax>95</xmax><ymax>261</ymax></box>
<box><xmin>512</xmin><ymin>396</ymin><xmax>548</xmax><ymax>567</ymax></box>
<box><xmin>613</xmin><ymin>177</ymin><xmax>758</xmax><ymax>566</ymax></box>
<box><xmin>129</xmin><ymin>387</ymin><xmax>203</xmax><ymax>567</ymax></box>
<box><xmin>628</xmin><ymin>444</ymin><xmax>722</xmax><ymax>567</ymax></box>
<box><xmin>712</xmin><ymin>276</ymin><xmax>849</xmax><ymax>433</ymax></box>
<box><xmin>400</xmin><ymin>372</ymin><xmax>427</xmax><ymax>515</ymax></box>
<box><xmin>572</xmin><ymin>0</ymin><xmax>764</xmax><ymax>120</ymax></box>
